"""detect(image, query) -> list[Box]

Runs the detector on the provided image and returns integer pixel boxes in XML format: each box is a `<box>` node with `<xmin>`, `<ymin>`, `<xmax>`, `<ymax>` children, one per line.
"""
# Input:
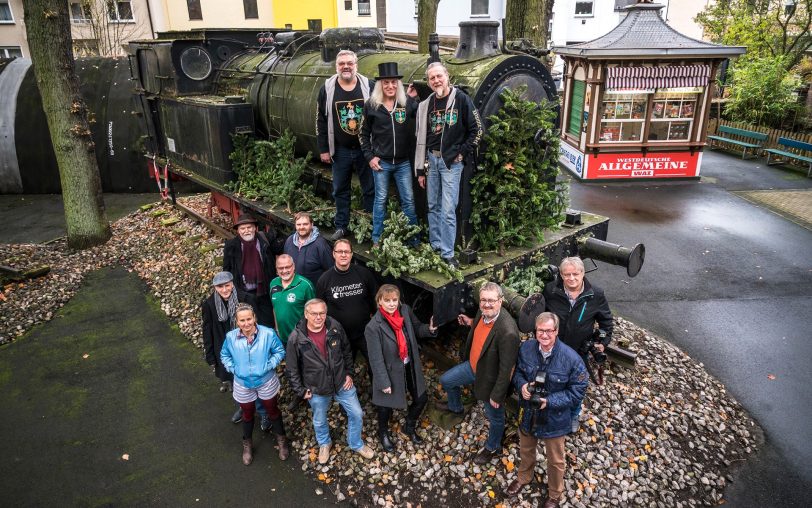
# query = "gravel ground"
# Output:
<box><xmin>0</xmin><ymin>194</ymin><xmax>760</xmax><ymax>507</ymax></box>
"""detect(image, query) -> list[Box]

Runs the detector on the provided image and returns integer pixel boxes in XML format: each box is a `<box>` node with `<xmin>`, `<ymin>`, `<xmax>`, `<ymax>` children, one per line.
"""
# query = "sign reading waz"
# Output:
<box><xmin>558</xmin><ymin>141</ymin><xmax>702</xmax><ymax>179</ymax></box>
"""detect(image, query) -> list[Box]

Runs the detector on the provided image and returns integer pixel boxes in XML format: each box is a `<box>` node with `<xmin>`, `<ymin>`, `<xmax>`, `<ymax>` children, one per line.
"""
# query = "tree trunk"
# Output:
<box><xmin>417</xmin><ymin>0</ymin><xmax>441</xmax><ymax>53</ymax></box>
<box><xmin>23</xmin><ymin>0</ymin><xmax>111</xmax><ymax>249</ymax></box>
<box><xmin>505</xmin><ymin>0</ymin><xmax>554</xmax><ymax>48</ymax></box>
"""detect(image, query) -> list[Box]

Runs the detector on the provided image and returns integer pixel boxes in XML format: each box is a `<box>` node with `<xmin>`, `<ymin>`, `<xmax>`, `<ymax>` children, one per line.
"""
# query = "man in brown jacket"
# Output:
<box><xmin>436</xmin><ymin>282</ymin><xmax>521</xmax><ymax>464</ymax></box>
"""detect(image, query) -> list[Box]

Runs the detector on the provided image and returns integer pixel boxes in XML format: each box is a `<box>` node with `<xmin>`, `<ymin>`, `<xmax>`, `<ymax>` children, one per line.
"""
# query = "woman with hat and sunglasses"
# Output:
<box><xmin>360</xmin><ymin>62</ymin><xmax>421</xmax><ymax>247</ymax></box>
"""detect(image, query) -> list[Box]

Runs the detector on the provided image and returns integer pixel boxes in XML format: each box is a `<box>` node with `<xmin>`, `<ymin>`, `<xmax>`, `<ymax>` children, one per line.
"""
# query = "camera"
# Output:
<box><xmin>528</xmin><ymin>371</ymin><xmax>549</xmax><ymax>426</ymax></box>
<box><xmin>579</xmin><ymin>329</ymin><xmax>608</xmax><ymax>364</ymax></box>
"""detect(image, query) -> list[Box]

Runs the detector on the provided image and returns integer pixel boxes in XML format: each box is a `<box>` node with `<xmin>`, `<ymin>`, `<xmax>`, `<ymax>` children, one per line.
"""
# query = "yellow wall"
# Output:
<box><xmin>161</xmin><ymin>0</ymin><xmax>275</xmax><ymax>31</ymax></box>
<box><xmin>273</xmin><ymin>0</ymin><xmax>336</xmax><ymax>30</ymax></box>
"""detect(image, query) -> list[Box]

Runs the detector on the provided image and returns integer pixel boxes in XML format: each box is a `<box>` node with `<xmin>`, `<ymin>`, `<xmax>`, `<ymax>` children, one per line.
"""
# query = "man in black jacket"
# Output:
<box><xmin>223</xmin><ymin>214</ymin><xmax>282</xmax><ymax>327</ymax></box>
<box><xmin>316</xmin><ymin>49</ymin><xmax>375</xmax><ymax>241</ymax></box>
<box><xmin>286</xmin><ymin>299</ymin><xmax>375</xmax><ymax>464</ymax></box>
<box><xmin>543</xmin><ymin>256</ymin><xmax>613</xmax><ymax>431</ymax></box>
<box><xmin>413</xmin><ymin>62</ymin><xmax>483</xmax><ymax>268</ymax></box>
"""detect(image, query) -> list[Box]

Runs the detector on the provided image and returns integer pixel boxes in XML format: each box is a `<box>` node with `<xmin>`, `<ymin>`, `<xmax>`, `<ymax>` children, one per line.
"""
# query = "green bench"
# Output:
<box><xmin>707</xmin><ymin>125</ymin><xmax>768</xmax><ymax>159</ymax></box>
<box><xmin>764</xmin><ymin>137</ymin><xmax>812</xmax><ymax>177</ymax></box>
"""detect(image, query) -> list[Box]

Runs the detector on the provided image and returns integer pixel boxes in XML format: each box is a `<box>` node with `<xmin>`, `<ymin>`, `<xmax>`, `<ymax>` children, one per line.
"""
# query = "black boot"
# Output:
<box><xmin>404</xmin><ymin>419</ymin><xmax>424</xmax><ymax>444</ymax></box>
<box><xmin>379</xmin><ymin>430</ymin><xmax>394</xmax><ymax>452</ymax></box>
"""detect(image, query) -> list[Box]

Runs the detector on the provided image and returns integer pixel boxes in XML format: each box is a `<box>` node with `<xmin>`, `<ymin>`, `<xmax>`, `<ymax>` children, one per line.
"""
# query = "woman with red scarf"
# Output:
<box><xmin>365</xmin><ymin>284</ymin><xmax>438</xmax><ymax>451</ymax></box>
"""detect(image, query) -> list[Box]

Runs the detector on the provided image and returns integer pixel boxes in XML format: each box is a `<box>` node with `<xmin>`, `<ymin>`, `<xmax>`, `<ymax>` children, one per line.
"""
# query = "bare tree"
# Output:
<box><xmin>417</xmin><ymin>0</ymin><xmax>441</xmax><ymax>53</ymax></box>
<box><xmin>68</xmin><ymin>0</ymin><xmax>144</xmax><ymax>57</ymax></box>
<box><xmin>23</xmin><ymin>0</ymin><xmax>111</xmax><ymax>249</ymax></box>
<box><xmin>505</xmin><ymin>0</ymin><xmax>554</xmax><ymax>48</ymax></box>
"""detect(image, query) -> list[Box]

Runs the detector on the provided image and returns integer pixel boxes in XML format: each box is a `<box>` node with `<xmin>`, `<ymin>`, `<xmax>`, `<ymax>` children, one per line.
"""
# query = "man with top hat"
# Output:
<box><xmin>413</xmin><ymin>62</ymin><xmax>483</xmax><ymax>268</ymax></box>
<box><xmin>223</xmin><ymin>213</ymin><xmax>282</xmax><ymax>328</ymax></box>
<box><xmin>316</xmin><ymin>49</ymin><xmax>375</xmax><ymax>242</ymax></box>
<box><xmin>360</xmin><ymin>62</ymin><xmax>421</xmax><ymax>247</ymax></box>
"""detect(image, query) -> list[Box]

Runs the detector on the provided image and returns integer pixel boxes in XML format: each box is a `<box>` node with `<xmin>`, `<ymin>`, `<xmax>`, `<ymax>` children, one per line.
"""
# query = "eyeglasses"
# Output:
<box><xmin>480</xmin><ymin>299</ymin><xmax>501</xmax><ymax>305</ymax></box>
<box><xmin>334</xmin><ymin>250</ymin><xmax>352</xmax><ymax>255</ymax></box>
<box><xmin>536</xmin><ymin>329</ymin><xmax>557</xmax><ymax>336</ymax></box>
<box><xmin>307</xmin><ymin>311</ymin><xmax>327</xmax><ymax>317</ymax></box>
<box><xmin>277</xmin><ymin>265</ymin><xmax>293</xmax><ymax>271</ymax></box>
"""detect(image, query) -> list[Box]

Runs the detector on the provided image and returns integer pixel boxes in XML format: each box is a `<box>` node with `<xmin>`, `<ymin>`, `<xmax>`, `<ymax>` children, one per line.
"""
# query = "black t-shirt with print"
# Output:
<box><xmin>332</xmin><ymin>81</ymin><xmax>365</xmax><ymax>150</ymax></box>
<box><xmin>427</xmin><ymin>94</ymin><xmax>453</xmax><ymax>151</ymax></box>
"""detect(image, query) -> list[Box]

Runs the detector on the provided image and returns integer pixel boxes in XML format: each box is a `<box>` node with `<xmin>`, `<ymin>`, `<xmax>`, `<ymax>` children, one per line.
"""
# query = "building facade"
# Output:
<box><xmin>387</xmin><ymin>0</ymin><xmax>505</xmax><ymax>36</ymax></box>
<box><xmin>0</xmin><ymin>0</ymin><xmax>27</xmax><ymax>57</ymax></box>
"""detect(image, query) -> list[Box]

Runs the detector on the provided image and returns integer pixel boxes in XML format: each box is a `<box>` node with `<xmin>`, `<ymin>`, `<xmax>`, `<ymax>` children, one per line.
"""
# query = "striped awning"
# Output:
<box><xmin>605</xmin><ymin>65</ymin><xmax>711</xmax><ymax>90</ymax></box>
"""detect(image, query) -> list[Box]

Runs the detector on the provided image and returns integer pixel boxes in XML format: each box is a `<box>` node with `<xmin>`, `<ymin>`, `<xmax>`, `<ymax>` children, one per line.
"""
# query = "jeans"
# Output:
<box><xmin>440</xmin><ymin>361</ymin><xmax>505</xmax><ymax>452</ymax></box>
<box><xmin>426</xmin><ymin>152</ymin><xmax>463</xmax><ymax>259</ymax></box>
<box><xmin>308</xmin><ymin>386</ymin><xmax>365</xmax><ymax>451</ymax></box>
<box><xmin>332</xmin><ymin>146</ymin><xmax>374</xmax><ymax>229</ymax></box>
<box><xmin>371</xmin><ymin>160</ymin><xmax>418</xmax><ymax>243</ymax></box>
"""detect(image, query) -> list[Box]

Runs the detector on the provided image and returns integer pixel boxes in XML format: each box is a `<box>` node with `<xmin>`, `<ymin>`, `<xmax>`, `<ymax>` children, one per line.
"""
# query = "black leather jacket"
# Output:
<box><xmin>285</xmin><ymin>317</ymin><xmax>353</xmax><ymax>397</ymax></box>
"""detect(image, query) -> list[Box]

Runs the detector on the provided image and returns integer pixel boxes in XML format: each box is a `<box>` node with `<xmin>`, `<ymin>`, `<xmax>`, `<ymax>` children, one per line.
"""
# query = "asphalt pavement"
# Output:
<box><xmin>570</xmin><ymin>151</ymin><xmax>812</xmax><ymax>507</ymax></box>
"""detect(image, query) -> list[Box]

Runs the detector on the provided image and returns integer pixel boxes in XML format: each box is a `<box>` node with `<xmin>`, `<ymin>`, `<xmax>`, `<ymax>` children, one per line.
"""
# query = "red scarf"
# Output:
<box><xmin>380</xmin><ymin>306</ymin><xmax>408</xmax><ymax>362</ymax></box>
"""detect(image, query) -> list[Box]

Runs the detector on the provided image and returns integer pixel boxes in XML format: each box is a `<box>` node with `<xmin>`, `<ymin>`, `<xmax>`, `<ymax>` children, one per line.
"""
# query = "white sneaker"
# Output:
<box><xmin>355</xmin><ymin>444</ymin><xmax>375</xmax><ymax>460</ymax></box>
<box><xmin>318</xmin><ymin>444</ymin><xmax>331</xmax><ymax>464</ymax></box>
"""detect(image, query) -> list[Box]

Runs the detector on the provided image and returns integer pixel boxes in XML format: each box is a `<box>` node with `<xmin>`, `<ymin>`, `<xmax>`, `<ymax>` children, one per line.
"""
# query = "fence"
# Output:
<box><xmin>707</xmin><ymin>118</ymin><xmax>812</xmax><ymax>150</ymax></box>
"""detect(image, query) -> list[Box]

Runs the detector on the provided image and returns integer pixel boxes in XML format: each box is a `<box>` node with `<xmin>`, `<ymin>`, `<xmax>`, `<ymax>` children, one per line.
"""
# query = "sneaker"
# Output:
<box><xmin>355</xmin><ymin>444</ymin><xmax>375</xmax><ymax>460</ymax></box>
<box><xmin>260</xmin><ymin>415</ymin><xmax>272</xmax><ymax>432</ymax></box>
<box><xmin>473</xmin><ymin>447</ymin><xmax>497</xmax><ymax>465</ymax></box>
<box><xmin>231</xmin><ymin>408</ymin><xmax>243</xmax><ymax>424</ymax></box>
<box><xmin>318</xmin><ymin>444</ymin><xmax>332</xmax><ymax>464</ymax></box>
<box><xmin>443</xmin><ymin>257</ymin><xmax>460</xmax><ymax>269</ymax></box>
<box><xmin>329</xmin><ymin>228</ymin><xmax>346</xmax><ymax>241</ymax></box>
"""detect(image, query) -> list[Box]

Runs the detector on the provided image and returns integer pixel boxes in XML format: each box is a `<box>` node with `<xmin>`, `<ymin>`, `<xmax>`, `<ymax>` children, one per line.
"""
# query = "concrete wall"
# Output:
<box><xmin>273</xmin><ymin>0</ymin><xmax>337</xmax><ymax>30</ymax></box>
<box><xmin>386</xmin><ymin>0</ymin><xmax>505</xmax><ymax>37</ymax></box>
<box><xmin>161</xmin><ymin>0</ymin><xmax>275</xmax><ymax>31</ymax></box>
<box><xmin>0</xmin><ymin>0</ymin><xmax>28</xmax><ymax>57</ymax></box>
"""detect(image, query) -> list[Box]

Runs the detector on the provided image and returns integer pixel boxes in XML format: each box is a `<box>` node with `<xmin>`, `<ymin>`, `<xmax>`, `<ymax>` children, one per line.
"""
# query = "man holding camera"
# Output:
<box><xmin>543</xmin><ymin>256</ymin><xmax>613</xmax><ymax>430</ymax></box>
<box><xmin>505</xmin><ymin>312</ymin><xmax>587</xmax><ymax>506</ymax></box>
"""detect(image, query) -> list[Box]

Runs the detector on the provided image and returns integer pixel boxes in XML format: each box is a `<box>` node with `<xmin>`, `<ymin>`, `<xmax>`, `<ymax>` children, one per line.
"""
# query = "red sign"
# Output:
<box><xmin>587</xmin><ymin>151</ymin><xmax>701</xmax><ymax>179</ymax></box>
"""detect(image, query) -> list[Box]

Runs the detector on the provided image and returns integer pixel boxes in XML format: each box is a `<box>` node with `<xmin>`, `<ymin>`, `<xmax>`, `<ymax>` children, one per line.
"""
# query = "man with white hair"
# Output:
<box><xmin>316</xmin><ymin>49</ymin><xmax>375</xmax><ymax>241</ymax></box>
<box><xmin>413</xmin><ymin>62</ymin><xmax>482</xmax><ymax>268</ymax></box>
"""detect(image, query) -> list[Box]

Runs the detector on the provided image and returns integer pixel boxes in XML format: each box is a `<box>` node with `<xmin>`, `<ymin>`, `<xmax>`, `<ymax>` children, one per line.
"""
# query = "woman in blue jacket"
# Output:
<box><xmin>221</xmin><ymin>303</ymin><xmax>288</xmax><ymax>465</ymax></box>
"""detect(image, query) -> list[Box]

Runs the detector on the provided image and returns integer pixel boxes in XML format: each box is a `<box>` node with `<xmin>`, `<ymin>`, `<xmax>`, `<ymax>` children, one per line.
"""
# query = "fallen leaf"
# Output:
<box><xmin>767</xmin><ymin>374</ymin><xmax>776</xmax><ymax>380</ymax></box>
<box><xmin>488</xmin><ymin>490</ymin><xmax>495</xmax><ymax>499</ymax></box>
<box><xmin>444</xmin><ymin>455</ymin><xmax>453</xmax><ymax>462</ymax></box>
<box><xmin>629</xmin><ymin>463</ymin><xmax>638</xmax><ymax>470</ymax></box>
<box><xmin>82</xmin><ymin>353</ymin><xmax>89</xmax><ymax>359</ymax></box>
<box><xmin>121</xmin><ymin>453</ymin><xmax>129</xmax><ymax>461</ymax></box>
<box><xmin>318</xmin><ymin>473</ymin><xmax>326</xmax><ymax>481</ymax></box>
<box><xmin>505</xmin><ymin>461</ymin><xmax>515</xmax><ymax>472</ymax></box>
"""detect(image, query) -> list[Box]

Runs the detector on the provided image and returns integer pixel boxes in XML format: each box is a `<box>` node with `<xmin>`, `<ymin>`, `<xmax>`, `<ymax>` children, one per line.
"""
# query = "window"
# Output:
<box><xmin>0</xmin><ymin>1</ymin><xmax>14</xmax><ymax>23</ymax></box>
<box><xmin>0</xmin><ymin>46</ymin><xmax>22</xmax><ymax>58</ymax></box>
<box><xmin>358</xmin><ymin>0</ymin><xmax>370</xmax><ymax>16</ymax></box>
<box><xmin>600</xmin><ymin>90</ymin><xmax>650</xmax><ymax>143</ymax></box>
<box><xmin>243</xmin><ymin>0</ymin><xmax>258</xmax><ymax>19</ymax></box>
<box><xmin>70</xmin><ymin>2</ymin><xmax>91</xmax><ymax>24</ymax></box>
<box><xmin>575</xmin><ymin>1</ymin><xmax>594</xmax><ymax>16</ymax></box>
<box><xmin>648</xmin><ymin>88</ymin><xmax>702</xmax><ymax>141</ymax></box>
<box><xmin>108</xmin><ymin>1</ymin><xmax>134</xmax><ymax>22</ymax></box>
<box><xmin>471</xmin><ymin>0</ymin><xmax>489</xmax><ymax>15</ymax></box>
<box><xmin>187</xmin><ymin>0</ymin><xmax>202</xmax><ymax>21</ymax></box>
<box><xmin>73</xmin><ymin>40</ymin><xmax>99</xmax><ymax>58</ymax></box>
<box><xmin>345</xmin><ymin>0</ymin><xmax>352</xmax><ymax>10</ymax></box>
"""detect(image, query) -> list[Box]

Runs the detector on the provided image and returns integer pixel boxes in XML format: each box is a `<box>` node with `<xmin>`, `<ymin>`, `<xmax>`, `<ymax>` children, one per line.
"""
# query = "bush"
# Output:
<box><xmin>725</xmin><ymin>56</ymin><xmax>804</xmax><ymax>129</ymax></box>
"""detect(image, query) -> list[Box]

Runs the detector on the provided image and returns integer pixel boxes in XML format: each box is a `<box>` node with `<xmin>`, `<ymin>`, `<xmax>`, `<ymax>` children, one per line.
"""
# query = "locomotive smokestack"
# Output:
<box><xmin>455</xmin><ymin>21</ymin><xmax>501</xmax><ymax>61</ymax></box>
<box><xmin>427</xmin><ymin>33</ymin><xmax>440</xmax><ymax>65</ymax></box>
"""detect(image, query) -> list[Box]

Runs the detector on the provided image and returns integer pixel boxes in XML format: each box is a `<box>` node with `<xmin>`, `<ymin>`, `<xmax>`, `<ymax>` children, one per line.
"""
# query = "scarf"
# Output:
<box><xmin>213</xmin><ymin>290</ymin><xmax>239</xmax><ymax>328</ymax></box>
<box><xmin>380</xmin><ymin>306</ymin><xmax>408</xmax><ymax>362</ymax></box>
<box><xmin>240</xmin><ymin>237</ymin><xmax>266</xmax><ymax>296</ymax></box>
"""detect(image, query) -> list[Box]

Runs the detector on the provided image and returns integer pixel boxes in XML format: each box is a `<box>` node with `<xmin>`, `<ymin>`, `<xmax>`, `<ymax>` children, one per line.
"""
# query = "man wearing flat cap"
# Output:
<box><xmin>223</xmin><ymin>214</ymin><xmax>283</xmax><ymax>328</ymax></box>
<box><xmin>360</xmin><ymin>62</ymin><xmax>421</xmax><ymax>247</ymax></box>
<box><xmin>201</xmin><ymin>271</ymin><xmax>269</xmax><ymax>426</ymax></box>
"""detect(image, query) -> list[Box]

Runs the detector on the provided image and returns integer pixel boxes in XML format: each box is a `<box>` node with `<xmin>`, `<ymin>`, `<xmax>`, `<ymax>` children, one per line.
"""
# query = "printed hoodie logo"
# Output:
<box><xmin>430</xmin><ymin>107</ymin><xmax>458</xmax><ymax>133</ymax></box>
<box><xmin>393</xmin><ymin>108</ymin><xmax>406</xmax><ymax>124</ymax></box>
<box><xmin>337</xmin><ymin>100</ymin><xmax>364</xmax><ymax>135</ymax></box>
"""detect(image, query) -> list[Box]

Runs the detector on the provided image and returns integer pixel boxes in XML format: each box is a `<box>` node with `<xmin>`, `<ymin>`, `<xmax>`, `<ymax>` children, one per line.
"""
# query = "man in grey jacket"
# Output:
<box><xmin>316</xmin><ymin>49</ymin><xmax>375</xmax><ymax>241</ymax></box>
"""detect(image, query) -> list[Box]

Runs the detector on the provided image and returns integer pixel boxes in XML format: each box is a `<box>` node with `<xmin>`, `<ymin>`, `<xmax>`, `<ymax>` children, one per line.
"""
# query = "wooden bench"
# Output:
<box><xmin>707</xmin><ymin>126</ymin><xmax>768</xmax><ymax>159</ymax></box>
<box><xmin>764</xmin><ymin>137</ymin><xmax>812</xmax><ymax>177</ymax></box>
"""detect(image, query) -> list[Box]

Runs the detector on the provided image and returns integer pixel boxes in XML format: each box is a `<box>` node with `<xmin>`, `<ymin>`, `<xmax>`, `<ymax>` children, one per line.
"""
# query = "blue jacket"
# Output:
<box><xmin>513</xmin><ymin>338</ymin><xmax>588</xmax><ymax>439</ymax></box>
<box><xmin>221</xmin><ymin>325</ymin><xmax>285</xmax><ymax>389</ymax></box>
